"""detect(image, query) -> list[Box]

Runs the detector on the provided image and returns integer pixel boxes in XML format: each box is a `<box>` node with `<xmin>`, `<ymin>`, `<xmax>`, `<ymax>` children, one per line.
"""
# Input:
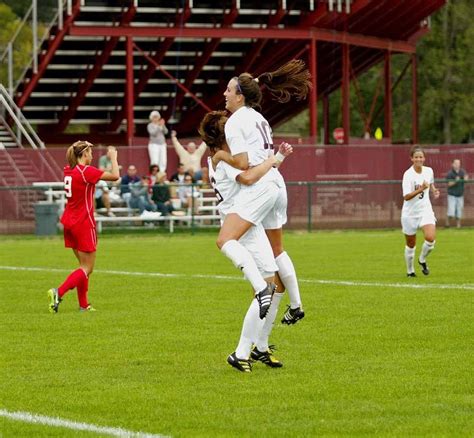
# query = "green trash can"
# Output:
<box><xmin>34</xmin><ymin>202</ymin><xmax>59</xmax><ymax>235</ymax></box>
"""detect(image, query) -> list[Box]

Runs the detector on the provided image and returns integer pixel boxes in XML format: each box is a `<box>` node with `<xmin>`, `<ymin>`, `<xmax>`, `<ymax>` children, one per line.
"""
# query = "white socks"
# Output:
<box><xmin>255</xmin><ymin>292</ymin><xmax>283</xmax><ymax>353</ymax></box>
<box><xmin>419</xmin><ymin>240</ymin><xmax>435</xmax><ymax>263</ymax></box>
<box><xmin>221</xmin><ymin>240</ymin><xmax>267</xmax><ymax>293</ymax></box>
<box><xmin>235</xmin><ymin>299</ymin><xmax>261</xmax><ymax>360</ymax></box>
<box><xmin>405</xmin><ymin>246</ymin><xmax>415</xmax><ymax>274</ymax></box>
<box><xmin>275</xmin><ymin>251</ymin><xmax>301</xmax><ymax>309</ymax></box>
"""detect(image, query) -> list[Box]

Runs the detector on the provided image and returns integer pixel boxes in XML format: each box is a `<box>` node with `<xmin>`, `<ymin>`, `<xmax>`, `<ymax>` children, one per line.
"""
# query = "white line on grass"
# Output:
<box><xmin>1</xmin><ymin>265</ymin><xmax>473</xmax><ymax>291</ymax></box>
<box><xmin>0</xmin><ymin>409</ymin><xmax>168</xmax><ymax>437</ymax></box>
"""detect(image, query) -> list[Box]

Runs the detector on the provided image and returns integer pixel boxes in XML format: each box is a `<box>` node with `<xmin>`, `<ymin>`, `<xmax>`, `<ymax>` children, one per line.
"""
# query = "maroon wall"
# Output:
<box><xmin>19</xmin><ymin>141</ymin><xmax>474</xmax><ymax>183</ymax></box>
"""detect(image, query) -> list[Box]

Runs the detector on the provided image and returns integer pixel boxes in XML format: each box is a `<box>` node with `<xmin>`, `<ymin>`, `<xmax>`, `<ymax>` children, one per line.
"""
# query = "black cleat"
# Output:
<box><xmin>256</xmin><ymin>283</ymin><xmax>275</xmax><ymax>319</ymax></box>
<box><xmin>227</xmin><ymin>352</ymin><xmax>252</xmax><ymax>373</ymax></box>
<box><xmin>418</xmin><ymin>260</ymin><xmax>429</xmax><ymax>275</ymax></box>
<box><xmin>407</xmin><ymin>272</ymin><xmax>417</xmax><ymax>278</ymax></box>
<box><xmin>281</xmin><ymin>306</ymin><xmax>305</xmax><ymax>325</ymax></box>
<box><xmin>251</xmin><ymin>345</ymin><xmax>283</xmax><ymax>368</ymax></box>
<box><xmin>47</xmin><ymin>288</ymin><xmax>60</xmax><ymax>313</ymax></box>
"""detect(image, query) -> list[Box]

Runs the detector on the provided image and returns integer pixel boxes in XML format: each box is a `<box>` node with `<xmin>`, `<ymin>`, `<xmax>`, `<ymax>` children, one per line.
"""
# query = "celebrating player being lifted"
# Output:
<box><xmin>47</xmin><ymin>141</ymin><xmax>120</xmax><ymax>312</ymax></box>
<box><xmin>199</xmin><ymin>110</ymin><xmax>293</xmax><ymax>372</ymax></box>
<box><xmin>401</xmin><ymin>146</ymin><xmax>440</xmax><ymax>277</ymax></box>
<box><xmin>213</xmin><ymin>60</ymin><xmax>310</xmax><ymax>323</ymax></box>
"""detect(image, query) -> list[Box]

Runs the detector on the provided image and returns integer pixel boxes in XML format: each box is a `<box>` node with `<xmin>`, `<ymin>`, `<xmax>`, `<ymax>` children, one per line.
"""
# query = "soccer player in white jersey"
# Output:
<box><xmin>214</xmin><ymin>60</ymin><xmax>311</xmax><ymax>325</ymax></box>
<box><xmin>200</xmin><ymin>110</ymin><xmax>293</xmax><ymax>372</ymax></box>
<box><xmin>401</xmin><ymin>147</ymin><xmax>440</xmax><ymax>277</ymax></box>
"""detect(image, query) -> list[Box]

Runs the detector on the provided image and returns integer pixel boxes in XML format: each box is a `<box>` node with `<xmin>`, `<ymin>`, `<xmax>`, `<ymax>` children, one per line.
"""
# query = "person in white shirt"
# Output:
<box><xmin>199</xmin><ymin>110</ymin><xmax>293</xmax><ymax>372</ymax></box>
<box><xmin>213</xmin><ymin>60</ymin><xmax>311</xmax><ymax>325</ymax></box>
<box><xmin>401</xmin><ymin>147</ymin><xmax>440</xmax><ymax>277</ymax></box>
<box><xmin>147</xmin><ymin>110</ymin><xmax>168</xmax><ymax>173</ymax></box>
<box><xmin>170</xmin><ymin>130</ymin><xmax>207</xmax><ymax>180</ymax></box>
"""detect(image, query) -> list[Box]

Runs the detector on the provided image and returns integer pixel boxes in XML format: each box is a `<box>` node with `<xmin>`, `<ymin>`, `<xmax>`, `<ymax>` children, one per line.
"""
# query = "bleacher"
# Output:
<box><xmin>32</xmin><ymin>182</ymin><xmax>220</xmax><ymax>233</ymax></box>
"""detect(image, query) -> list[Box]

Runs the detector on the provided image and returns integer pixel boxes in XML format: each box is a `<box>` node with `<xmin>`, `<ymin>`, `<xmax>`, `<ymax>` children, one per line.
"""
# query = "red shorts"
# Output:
<box><xmin>64</xmin><ymin>223</ymin><xmax>97</xmax><ymax>252</ymax></box>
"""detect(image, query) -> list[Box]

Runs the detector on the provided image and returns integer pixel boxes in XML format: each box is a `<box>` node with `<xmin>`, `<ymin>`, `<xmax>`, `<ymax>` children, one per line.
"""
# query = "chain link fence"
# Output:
<box><xmin>0</xmin><ymin>180</ymin><xmax>472</xmax><ymax>234</ymax></box>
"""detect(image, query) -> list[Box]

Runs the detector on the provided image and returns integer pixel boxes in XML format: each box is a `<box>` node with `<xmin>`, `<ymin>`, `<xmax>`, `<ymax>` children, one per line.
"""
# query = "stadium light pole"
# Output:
<box><xmin>342</xmin><ymin>43</ymin><xmax>350</xmax><ymax>145</ymax></box>
<box><xmin>384</xmin><ymin>51</ymin><xmax>392</xmax><ymax>140</ymax></box>
<box><xmin>411</xmin><ymin>53</ymin><xmax>418</xmax><ymax>144</ymax></box>
<box><xmin>309</xmin><ymin>38</ymin><xmax>318</xmax><ymax>144</ymax></box>
<box><xmin>126</xmin><ymin>36</ymin><xmax>134</xmax><ymax>146</ymax></box>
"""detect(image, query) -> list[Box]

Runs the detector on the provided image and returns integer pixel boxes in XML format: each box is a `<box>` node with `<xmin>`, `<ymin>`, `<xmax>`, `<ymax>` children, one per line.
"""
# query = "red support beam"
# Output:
<box><xmin>126</xmin><ymin>36</ymin><xmax>134</xmax><ymax>146</ymax></box>
<box><xmin>309</xmin><ymin>39</ymin><xmax>318</xmax><ymax>142</ymax></box>
<box><xmin>134</xmin><ymin>43</ymin><xmax>211</xmax><ymax>113</ymax></box>
<box><xmin>167</xmin><ymin>6</ymin><xmax>239</xmax><ymax>119</ymax></box>
<box><xmin>56</xmin><ymin>4</ymin><xmax>136</xmax><ymax>132</ymax></box>
<box><xmin>69</xmin><ymin>26</ymin><xmax>417</xmax><ymax>53</ymax></box>
<box><xmin>342</xmin><ymin>44</ymin><xmax>350</xmax><ymax>144</ymax></box>
<box><xmin>17</xmin><ymin>1</ymin><xmax>82</xmax><ymax>107</ymax></box>
<box><xmin>384</xmin><ymin>51</ymin><xmax>392</xmax><ymax>140</ymax></box>
<box><xmin>108</xmin><ymin>5</ymin><xmax>192</xmax><ymax>132</ymax></box>
<box><xmin>411</xmin><ymin>53</ymin><xmax>419</xmax><ymax>144</ymax></box>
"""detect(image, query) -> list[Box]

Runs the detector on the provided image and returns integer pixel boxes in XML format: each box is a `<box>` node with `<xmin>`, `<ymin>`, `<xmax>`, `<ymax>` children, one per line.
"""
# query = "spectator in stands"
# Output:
<box><xmin>151</xmin><ymin>171</ymin><xmax>174</xmax><ymax>216</ymax></box>
<box><xmin>446</xmin><ymin>158</ymin><xmax>468</xmax><ymax>228</ymax></box>
<box><xmin>177</xmin><ymin>174</ymin><xmax>200</xmax><ymax>214</ymax></box>
<box><xmin>148</xmin><ymin>164</ymin><xmax>160</xmax><ymax>185</ymax></box>
<box><xmin>147</xmin><ymin>110</ymin><xmax>168</xmax><ymax>173</ymax></box>
<box><xmin>199</xmin><ymin>166</ymin><xmax>210</xmax><ymax>188</ymax></box>
<box><xmin>171</xmin><ymin>130</ymin><xmax>207</xmax><ymax>180</ymax></box>
<box><xmin>98</xmin><ymin>151</ymin><xmax>113</xmax><ymax>172</ymax></box>
<box><xmin>129</xmin><ymin>175</ymin><xmax>157</xmax><ymax>214</ymax></box>
<box><xmin>120</xmin><ymin>165</ymin><xmax>140</xmax><ymax>206</ymax></box>
<box><xmin>94</xmin><ymin>180</ymin><xmax>114</xmax><ymax>217</ymax></box>
<box><xmin>170</xmin><ymin>162</ymin><xmax>191</xmax><ymax>184</ymax></box>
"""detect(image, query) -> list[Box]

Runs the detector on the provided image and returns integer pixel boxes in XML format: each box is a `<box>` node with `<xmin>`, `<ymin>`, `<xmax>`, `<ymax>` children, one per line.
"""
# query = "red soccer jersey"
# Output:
<box><xmin>61</xmin><ymin>164</ymin><xmax>103</xmax><ymax>229</ymax></box>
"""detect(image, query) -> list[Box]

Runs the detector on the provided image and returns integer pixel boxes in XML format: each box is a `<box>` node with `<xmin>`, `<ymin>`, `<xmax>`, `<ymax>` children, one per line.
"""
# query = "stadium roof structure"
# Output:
<box><xmin>14</xmin><ymin>0</ymin><xmax>446</xmax><ymax>145</ymax></box>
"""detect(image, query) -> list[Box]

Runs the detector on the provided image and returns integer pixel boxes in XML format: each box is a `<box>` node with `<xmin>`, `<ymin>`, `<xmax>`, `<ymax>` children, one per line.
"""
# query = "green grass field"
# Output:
<box><xmin>1</xmin><ymin>229</ymin><xmax>473</xmax><ymax>437</ymax></box>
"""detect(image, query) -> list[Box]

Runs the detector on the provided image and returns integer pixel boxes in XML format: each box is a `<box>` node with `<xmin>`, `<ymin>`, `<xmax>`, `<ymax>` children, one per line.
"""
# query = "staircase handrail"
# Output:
<box><xmin>0</xmin><ymin>84</ymin><xmax>45</xmax><ymax>149</ymax></box>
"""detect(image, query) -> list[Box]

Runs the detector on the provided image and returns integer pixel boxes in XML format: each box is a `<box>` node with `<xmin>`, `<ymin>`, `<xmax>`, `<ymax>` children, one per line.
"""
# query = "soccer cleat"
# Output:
<box><xmin>79</xmin><ymin>305</ymin><xmax>96</xmax><ymax>312</ymax></box>
<box><xmin>418</xmin><ymin>260</ymin><xmax>429</xmax><ymax>275</ymax></box>
<box><xmin>227</xmin><ymin>352</ymin><xmax>252</xmax><ymax>373</ymax></box>
<box><xmin>256</xmin><ymin>283</ymin><xmax>275</xmax><ymax>319</ymax></box>
<box><xmin>281</xmin><ymin>305</ymin><xmax>305</xmax><ymax>325</ymax></box>
<box><xmin>406</xmin><ymin>272</ymin><xmax>417</xmax><ymax>278</ymax></box>
<box><xmin>251</xmin><ymin>345</ymin><xmax>283</xmax><ymax>368</ymax></box>
<box><xmin>47</xmin><ymin>288</ymin><xmax>60</xmax><ymax>313</ymax></box>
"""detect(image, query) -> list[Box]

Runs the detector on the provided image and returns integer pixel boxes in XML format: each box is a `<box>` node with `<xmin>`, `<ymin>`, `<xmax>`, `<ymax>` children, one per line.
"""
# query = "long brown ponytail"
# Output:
<box><xmin>66</xmin><ymin>140</ymin><xmax>92</xmax><ymax>168</ymax></box>
<box><xmin>235</xmin><ymin>59</ymin><xmax>312</xmax><ymax>110</ymax></box>
<box><xmin>198</xmin><ymin>111</ymin><xmax>228</xmax><ymax>154</ymax></box>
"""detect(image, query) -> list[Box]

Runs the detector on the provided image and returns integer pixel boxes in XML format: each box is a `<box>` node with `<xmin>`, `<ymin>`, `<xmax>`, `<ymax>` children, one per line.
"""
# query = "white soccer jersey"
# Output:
<box><xmin>401</xmin><ymin>165</ymin><xmax>435</xmax><ymax>218</ymax></box>
<box><xmin>225</xmin><ymin>106</ymin><xmax>273</xmax><ymax>163</ymax></box>
<box><xmin>225</xmin><ymin>106</ymin><xmax>281</xmax><ymax>188</ymax></box>
<box><xmin>208</xmin><ymin>156</ymin><xmax>242</xmax><ymax>218</ymax></box>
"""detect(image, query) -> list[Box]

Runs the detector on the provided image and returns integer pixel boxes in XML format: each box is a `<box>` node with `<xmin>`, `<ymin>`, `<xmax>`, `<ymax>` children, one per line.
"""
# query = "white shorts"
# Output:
<box><xmin>239</xmin><ymin>223</ymin><xmax>277</xmax><ymax>278</ymax></box>
<box><xmin>262</xmin><ymin>185</ymin><xmax>288</xmax><ymax>230</ymax></box>
<box><xmin>447</xmin><ymin>195</ymin><xmax>464</xmax><ymax>218</ymax></box>
<box><xmin>229</xmin><ymin>180</ymin><xmax>279</xmax><ymax>226</ymax></box>
<box><xmin>401</xmin><ymin>210</ymin><xmax>436</xmax><ymax>235</ymax></box>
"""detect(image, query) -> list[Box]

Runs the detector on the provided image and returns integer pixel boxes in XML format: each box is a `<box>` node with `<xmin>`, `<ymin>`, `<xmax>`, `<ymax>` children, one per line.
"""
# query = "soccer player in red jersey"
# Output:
<box><xmin>47</xmin><ymin>141</ymin><xmax>120</xmax><ymax>312</ymax></box>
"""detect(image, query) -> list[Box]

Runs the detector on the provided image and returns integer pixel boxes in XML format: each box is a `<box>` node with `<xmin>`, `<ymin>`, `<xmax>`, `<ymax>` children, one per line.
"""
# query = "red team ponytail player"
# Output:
<box><xmin>47</xmin><ymin>141</ymin><xmax>120</xmax><ymax>312</ymax></box>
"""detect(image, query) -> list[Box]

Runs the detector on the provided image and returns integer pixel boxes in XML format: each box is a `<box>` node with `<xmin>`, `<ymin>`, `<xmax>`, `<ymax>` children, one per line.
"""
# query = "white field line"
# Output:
<box><xmin>0</xmin><ymin>409</ymin><xmax>168</xmax><ymax>438</ymax></box>
<box><xmin>0</xmin><ymin>265</ymin><xmax>473</xmax><ymax>291</ymax></box>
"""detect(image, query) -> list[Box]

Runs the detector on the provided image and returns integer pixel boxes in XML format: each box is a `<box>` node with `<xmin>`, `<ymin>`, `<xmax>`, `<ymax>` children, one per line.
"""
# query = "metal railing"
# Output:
<box><xmin>0</xmin><ymin>0</ymin><xmax>68</xmax><ymax>96</ymax></box>
<box><xmin>0</xmin><ymin>84</ymin><xmax>44</xmax><ymax>149</ymax></box>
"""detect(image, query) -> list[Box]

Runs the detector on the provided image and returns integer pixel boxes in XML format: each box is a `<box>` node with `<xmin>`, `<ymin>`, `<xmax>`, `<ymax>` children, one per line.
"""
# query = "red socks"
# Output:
<box><xmin>58</xmin><ymin>268</ymin><xmax>89</xmax><ymax>308</ymax></box>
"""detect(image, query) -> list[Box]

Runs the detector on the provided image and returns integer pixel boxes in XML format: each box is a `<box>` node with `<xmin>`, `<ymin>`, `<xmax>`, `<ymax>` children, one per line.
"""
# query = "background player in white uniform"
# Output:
<box><xmin>215</xmin><ymin>60</ymin><xmax>311</xmax><ymax>325</ymax></box>
<box><xmin>200</xmin><ymin>110</ymin><xmax>292</xmax><ymax>372</ymax></box>
<box><xmin>401</xmin><ymin>147</ymin><xmax>440</xmax><ymax>276</ymax></box>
